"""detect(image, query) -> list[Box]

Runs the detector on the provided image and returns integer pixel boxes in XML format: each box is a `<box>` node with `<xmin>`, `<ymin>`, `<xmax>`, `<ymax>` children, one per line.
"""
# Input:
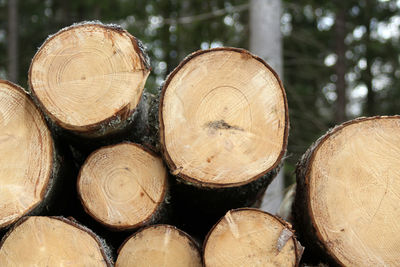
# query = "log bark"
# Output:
<box><xmin>116</xmin><ymin>224</ymin><xmax>202</xmax><ymax>267</ymax></box>
<box><xmin>158</xmin><ymin>47</ymin><xmax>288</xmax><ymax>236</ymax></box>
<box><xmin>170</xmin><ymin>169</ymin><xmax>278</xmax><ymax>238</ymax></box>
<box><xmin>77</xmin><ymin>142</ymin><xmax>170</xmax><ymax>231</ymax></box>
<box><xmin>0</xmin><ymin>216</ymin><xmax>113</xmax><ymax>266</ymax></box>
<box><xmin>67</xmin><ymin>90</ymin><xmax>161</xmax><ymax>167</ymax></box>
<box><xmin>293</xmin><ymin>116</ymin><xmax>400</xmax><ymax>266</ymax></box>
<box><xmin>203</xmin><ymin>208</ymin><xmax>303</xmax><ymax>267</ymax></box>
<box><xmin>28</xmin><ymin>22</ymin><xmax>151</xmax><ymax>146</ymax></box>
<box><xmin>0</xmin><ymin>80</ymin><xmax>69</xmax><ymax>232</ymax></box>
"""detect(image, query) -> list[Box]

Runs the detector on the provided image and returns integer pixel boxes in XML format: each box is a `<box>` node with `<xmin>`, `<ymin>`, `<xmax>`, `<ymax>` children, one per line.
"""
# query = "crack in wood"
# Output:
<box><xmin>205</xmin><ymin>120</ymin><xmax>244</xmax><ymax>131</ymax></box>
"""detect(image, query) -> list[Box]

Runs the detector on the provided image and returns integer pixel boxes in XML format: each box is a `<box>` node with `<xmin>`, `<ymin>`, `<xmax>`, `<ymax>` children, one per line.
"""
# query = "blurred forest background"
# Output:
<box><xmin>1</xmin><ymin>0</ymin><xmax>399</xmax><ymax>186</ymax></box>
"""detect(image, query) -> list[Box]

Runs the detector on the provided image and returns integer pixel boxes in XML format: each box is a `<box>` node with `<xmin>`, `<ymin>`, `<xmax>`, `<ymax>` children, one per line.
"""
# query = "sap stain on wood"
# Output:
<box><xmin>207</xmin><ymin>155</ymin><xmax>215</xmax><ymax>163</ymax></box>
<box><xmin>205</xmin><ymin>120</ymin><xmax>244</xmax><ymax>132</ymax></box>
<box><xmin>239</xmin><ymin>50</ymin><xmax>254</xmax><ymax>60</ymax></box>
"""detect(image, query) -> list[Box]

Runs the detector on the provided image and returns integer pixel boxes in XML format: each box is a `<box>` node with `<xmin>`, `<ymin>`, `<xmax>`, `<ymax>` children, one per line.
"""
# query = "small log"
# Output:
<box><xmin>28</xmin><ymin>22</ymin><xmax>150</xmax><ymax>142</ymax></box>
<box><xmin>0</xmin><ymin>80</ymin><xmax>61</xmax><ymax>231</ymax></box>
<box><xmin>116</xmin><ymin>224</ymin><xmax>202</xmax><ymax>267</ymax></box>
<box><xmin>0</xmin><ymin>216</ymin><xmax>112</xmax><ymax>266</ymax></box>
<box><xmin>203</xmin><ymin>208</ymin><xmax>303</xmax><ymax>266</ymax></box>
<box><xmin>293</xmin><ymin>116</ymin><xmax>400</xmax><ymax>266</ymax></box>
<box><xmin>77</xmin><ymin>142</ymin><xmax>169</xmax><ymax>231</ymax></box>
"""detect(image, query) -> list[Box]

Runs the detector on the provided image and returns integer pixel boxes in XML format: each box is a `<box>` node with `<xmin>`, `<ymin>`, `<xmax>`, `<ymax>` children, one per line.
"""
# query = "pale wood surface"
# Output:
<box><xmin>0</xmin><ymin>217</ymin><xmax>110</xmax><ymax>266</ymax></box>
<box><xmin>116</xmin><ymin>225</ymin><xmax>202</xmax><ymax>267</ymax></box>
<box><xmin>308</xmin><ymin>117</ymin><xmax>400</xmax><ymax>266</ymax></box>
<box><xmin>161</xmin><ymin>48</ymin><xmax>287</xmax><ymax>187</ymax></box>
<box><xmin>0</xmin><ymin>81</ymin><xmax>53</xmax><ymax>228</ymax></box>
<box><xmin>29</xmin><ymin>23</ymin><xmax>149</xmax><ymax>132</ymax></box>
<box><xmin>78</xmin><ymin>143</ymin><xmax>167</xmax><ymax>229</ymax></box>
<box><xmin>203</xmin><ymin>209</ymin><xmax>299</xmax><ymax>267</ymax></box>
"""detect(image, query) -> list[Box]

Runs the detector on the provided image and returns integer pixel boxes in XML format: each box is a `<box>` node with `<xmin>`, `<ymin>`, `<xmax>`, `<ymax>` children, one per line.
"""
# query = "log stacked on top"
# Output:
<box><xmin>28</xmin><ymin>23</ymin><xmax>150</xmax><ymax>140</ymax></box>
<box><xmin>160</xmin><ymin>48</ymin><xmax>289</xmax><ymax>236</ymax></box>
<box><xmin>160</xmin><ymin>48</ymin><xmax>288</xmax><ymax>188</ymax></box>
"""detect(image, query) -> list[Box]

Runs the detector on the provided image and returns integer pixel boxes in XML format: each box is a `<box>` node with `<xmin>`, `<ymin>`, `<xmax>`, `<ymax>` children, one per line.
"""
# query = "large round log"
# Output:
<box><xmin>28</xmin><ymin>22</ymin><xmax>150</xmax><ymax>141</ymax></box>
<box><xmin>203</xmin><ymin>208</ymin><xmax>303</xmax><ymax>266</ymax></box>
<box><xmin>293</xmin><ymin>116</ymin><xmax>400</xmax><ymax>266</ymax></box>
<box><xmin>0</xmin><ymin>80</ymin><xmax>60</xmax><ymax>231</ymax></box>
<box><xmin>160</xmin><ymin>47</ymin><xmax>288</xmax><ymax>188</ymax></box>
<box><xmin>0</xmin><ymin>216</ymin><xmax>112</xmax><ymax>266</ymax></box>
<box><xmin>159</xmin><ymin>47</ymin><xmax>288</xmax><ymax>236</ymax></box>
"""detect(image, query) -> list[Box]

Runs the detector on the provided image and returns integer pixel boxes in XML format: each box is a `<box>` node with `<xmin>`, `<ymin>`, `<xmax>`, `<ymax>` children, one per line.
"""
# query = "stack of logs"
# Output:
<box><xmin>0</xmin><ymin>22</ymin><xmax>399</xmax><ymax>266</ymax></box>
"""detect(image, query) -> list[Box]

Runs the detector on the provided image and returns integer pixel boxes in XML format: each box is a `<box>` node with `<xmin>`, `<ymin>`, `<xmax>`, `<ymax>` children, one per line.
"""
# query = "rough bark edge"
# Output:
<box><xmin>0</xmin><ymin>216</ymin><xmax>113</xmax><ymax>266</ymax></box>
<box><xmin>175</xmin><ymin>163</ymin><xmax>279</xmax><ymax>207</ymax></box>
<box><xmin>293</xmin><ymin>115</ymin><xmax>400</xmax><ymax>266</ymax></box>
<box><xmin>301</xmin><ymin>264</ymin><xmax>329</xmax><ymax>267</ymax></box>
<box><xmin>0</xmin><ymin>80</ymin><xmax>57</xmax><ymax>230</ymax></box>
<box><xmin>117</xmin><ymin>224</ymin><xmax>202</xmax><ymax>264</ymax></box>
<box><xmin>168</xmin><ymin>165</ymin><xmax>279</xmax><ymax>240</ymax></box>
<box><xmin>137</xmin><ymin>91</ymin><xmax>161</xmax><ymax>152</ymax></box>
<box><xmin>77</xmin><ymin>142</ymin><xmax>170</xmax><ymax>231</ymax></box>
<box><xmin>203</xmin><ymin>208</ymin><xmax>303</xmax><ymax>267</ymax></box>
<box><xmin>27</xmin><ymin>21</ymin><xmax>151</xmax><ymax>137</ymax></box>
<box><xmin>159</xmin><ymin>47</ymin><xmax>289</xmax><ymax>188</ymax></box>
<box><xmin>63</xmin><ymin>90</ymin><xmax>161</xmax><ymax>170</ymax></box>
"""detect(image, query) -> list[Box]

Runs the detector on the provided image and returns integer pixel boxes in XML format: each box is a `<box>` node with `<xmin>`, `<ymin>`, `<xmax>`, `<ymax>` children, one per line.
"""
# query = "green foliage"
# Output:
<box><xmin>0</xmin><ymin>0</ymin><xmax>8</xmax><ymax>80</ymax></box>
<box><xmin>282</xmin><ymin>0</ymin><xmax>400</xmax><ymax>174</ymax></box>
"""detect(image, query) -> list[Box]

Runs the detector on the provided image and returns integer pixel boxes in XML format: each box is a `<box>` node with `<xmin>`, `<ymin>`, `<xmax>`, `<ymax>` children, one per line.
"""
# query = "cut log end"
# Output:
<box><xmin>77</xmin><ymin>143</ymin><xmax>168</xmax><ymax>230</ymax></box>
<box><xmin>116</xmin><ymin>224</ymin><xmax>202</xmax><ymax>267</ymax></box>
<box><xmin>0</xmin><ymin>216</ymin><xmax>111</xmax><ymax>266</ymax></box>
<box><xmin>296</xmin><ymin>116</ymin><xmax>400</xmax><ymax>266</ymax></box>
<box><xmin>29</xmin><ymin>23</ymin><xmax>150</xmax><ymax>133</ymax></box>
<box><xmin>160</xmin><ymin>48</ymin><xmax>288</xmax><ymax>187</ymax></box>
<box><xmin>0</xmin><ymin>80</ymin><xmax>53</xmax><ymax>229</ymax></box>
<box><xmin>203</xmin><ymin>208</ymin><xmax>301</xmax><ymax>267</ymax></box>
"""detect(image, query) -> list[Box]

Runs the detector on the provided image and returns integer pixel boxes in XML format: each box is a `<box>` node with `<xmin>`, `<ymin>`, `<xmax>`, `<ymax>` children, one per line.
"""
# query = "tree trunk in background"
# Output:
<box><xmin>334</xmin><ymin>2</ymin><xmax>347</xmax><ymax>123</ymax></box>
<box><xmin>7</xmin><ymin>0</ymin><xmax>18</xmax><ymax>83</ymax></box>
<box><xmin>250</xmin><ymin>0</ymin><xmax>283</xmax><ymax>214</ymax></box>
<box><xmin>250</xmin><ymin>0</ymin><xmax>283</xmax><ymax>76</ymax></box>
<box><xmin>364</xmin><ymin>0</ymin><xmax>375</xmax><ymax>116</ymax></box>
